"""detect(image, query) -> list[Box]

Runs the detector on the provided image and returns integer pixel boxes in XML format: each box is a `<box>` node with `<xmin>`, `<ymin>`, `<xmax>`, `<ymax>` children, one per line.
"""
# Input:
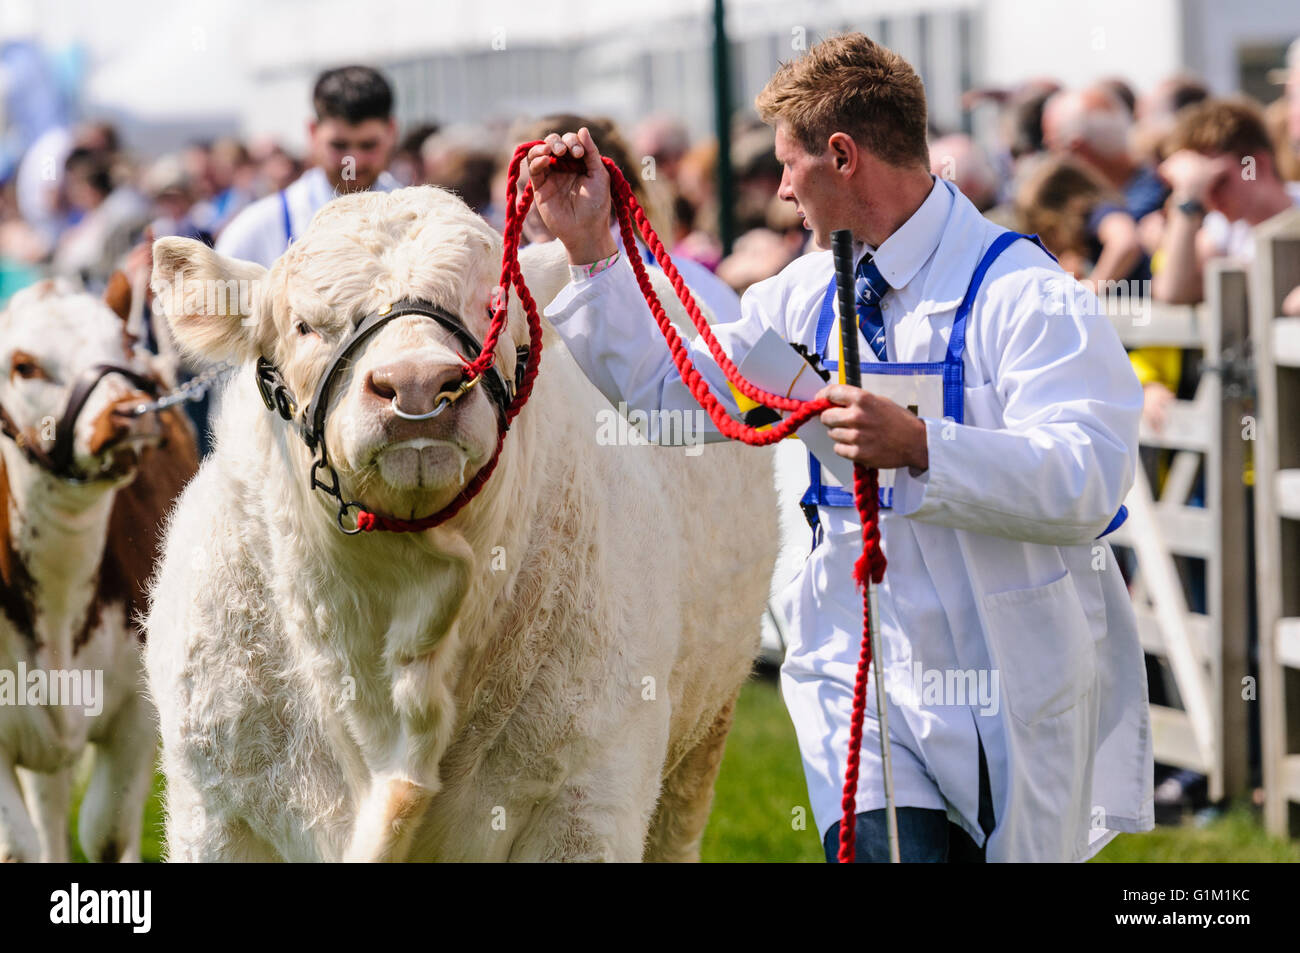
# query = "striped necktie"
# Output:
<box><xmin>855</xmin><ymin>255</ymin><xmax>891</xmax><ymax>362</ymax></box>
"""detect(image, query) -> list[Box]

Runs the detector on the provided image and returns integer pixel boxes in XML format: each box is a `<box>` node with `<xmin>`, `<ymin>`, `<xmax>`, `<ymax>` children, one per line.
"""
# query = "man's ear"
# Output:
<box><xmin>828</xmin><ymin>132</ymin><xmax>857</xmax><ymax>174</ymax></box>
<box><xmin>150</xmin><ymin>237</ymin><xmax>268</xmax><ymax>364</ymax></box>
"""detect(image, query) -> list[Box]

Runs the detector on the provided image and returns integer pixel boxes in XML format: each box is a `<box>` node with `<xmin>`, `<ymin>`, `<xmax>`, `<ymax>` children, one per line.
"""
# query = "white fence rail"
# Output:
<box><xmin>1249</xmin><ymin>207</ymin><xmax>1300</xmax><ymax>835</ymax></box>
<box><xmin>1105</xmin><ymin>260</ymin><xmax>1252</xmax><ymax>804</ymax></box>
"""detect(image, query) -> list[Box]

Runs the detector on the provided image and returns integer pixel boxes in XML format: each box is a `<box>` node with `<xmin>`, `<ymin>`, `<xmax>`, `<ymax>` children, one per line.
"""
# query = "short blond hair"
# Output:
<box><xmin>755</xmin><ymin>32</ymin><xmax>929</xmax><ymax>168</ymax></box>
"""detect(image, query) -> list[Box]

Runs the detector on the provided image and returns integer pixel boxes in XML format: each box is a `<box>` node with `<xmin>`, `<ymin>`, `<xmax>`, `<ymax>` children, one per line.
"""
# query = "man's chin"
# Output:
<box><xmin>328</xmin><ymin>174</ymin><xmax>380</xmax><ymax>193</ymax></box>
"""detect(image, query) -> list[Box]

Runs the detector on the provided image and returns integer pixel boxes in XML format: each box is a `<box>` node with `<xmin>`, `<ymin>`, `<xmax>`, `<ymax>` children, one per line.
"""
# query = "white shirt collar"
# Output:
<box><xmin>852</xmin><ymin>175</ymin><xmax>951</xmax><ymax>293</ymax></box>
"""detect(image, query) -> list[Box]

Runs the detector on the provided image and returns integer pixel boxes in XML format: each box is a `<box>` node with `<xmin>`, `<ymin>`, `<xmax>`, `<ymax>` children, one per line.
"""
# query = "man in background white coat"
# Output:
<box><xmin>216</xmin><ymin>65</ymin><xmax>400</xmax><ymax>268</ymax></box>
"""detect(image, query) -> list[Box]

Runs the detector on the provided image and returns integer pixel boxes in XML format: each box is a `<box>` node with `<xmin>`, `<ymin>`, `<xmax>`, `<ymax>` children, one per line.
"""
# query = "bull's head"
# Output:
<box><xmin>151</xmin><ymin>186</ymin><xmax>530</xmax><ymax>524</ymax></box>
<box><xmin>0</xmin><ymin>276</ymin><xmax>163</xmax><ymax>487</ymax></box>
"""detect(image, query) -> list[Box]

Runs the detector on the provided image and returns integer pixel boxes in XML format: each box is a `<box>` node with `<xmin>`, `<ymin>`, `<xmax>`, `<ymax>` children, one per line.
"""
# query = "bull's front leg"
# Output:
<box><xmin>341</xmin><ymin>528</ymin><xmax>471</xmax><ymax>863</ymax></box>
<box><xmin>342</xmin><ymin>633</ymin><xmax>463</xmax><ymax>863</ymax></box>
<box><xmin>343</xmin><ymin>773</ymin><xmax>436</xmax><ymax>863</ymax></box>
<box><xmin>79</xmin><ymin>690</ymin><xmax>158</xmax><ymax>863</ymax></box>
<box><xmin>504</xmin><ymin>715</ymin><xmax>672</xmax><ymax>863</ymax></box>
<box><xmin>505</xmin><ymin>763</ymin><xmax>663</xmax><ymax>862</ymax></box>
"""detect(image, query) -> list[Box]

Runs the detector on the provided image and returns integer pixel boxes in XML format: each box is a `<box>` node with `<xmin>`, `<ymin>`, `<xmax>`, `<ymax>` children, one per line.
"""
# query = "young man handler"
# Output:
<box><xmin>529</xmin><ymin>32</ymin><xmax>1153</xmax><ymax>862</ymax></box>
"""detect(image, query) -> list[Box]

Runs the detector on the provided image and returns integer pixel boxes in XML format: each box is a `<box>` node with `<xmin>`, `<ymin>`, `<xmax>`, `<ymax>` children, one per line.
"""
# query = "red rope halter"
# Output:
<box><xmin>362</xmin><ymin>141</ymin><xmax>888</xmax><ymax>862</ymax></box>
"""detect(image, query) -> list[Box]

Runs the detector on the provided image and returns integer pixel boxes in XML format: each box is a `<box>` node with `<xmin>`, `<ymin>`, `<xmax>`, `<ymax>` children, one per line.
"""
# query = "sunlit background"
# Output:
<box><xmin>5</xmin><ymin>0</ymin><xmax>1300</xmax><ymax>861</ymax></box>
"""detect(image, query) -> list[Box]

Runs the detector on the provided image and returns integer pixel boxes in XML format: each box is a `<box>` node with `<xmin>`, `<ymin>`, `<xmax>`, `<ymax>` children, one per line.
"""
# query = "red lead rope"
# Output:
<box><xmin>367</xmin><ymin>141</ymin><xmax>888</xmax><ymax>862</ymax></box>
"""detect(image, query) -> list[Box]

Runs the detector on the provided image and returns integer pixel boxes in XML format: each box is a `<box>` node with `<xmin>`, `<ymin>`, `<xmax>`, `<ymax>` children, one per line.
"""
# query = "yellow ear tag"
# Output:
<box><xmin>727</xmin><ymin>380</ymin><xmax>801</xmax><ymax>439</ymax></box>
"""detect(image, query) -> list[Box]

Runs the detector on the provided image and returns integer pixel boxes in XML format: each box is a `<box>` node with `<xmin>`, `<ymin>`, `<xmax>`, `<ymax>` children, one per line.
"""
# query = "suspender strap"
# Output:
<box><xmin>1098</xmin><ymin>505</ymin><xmax>1128</xmax><ymax>538</ymax></box>
<box><xmin>815</xmin><ymin>278</ymin><xmax>838</xmax><ymax>359</ymax></box>
<box><xmin>279</xmin><ymin>189</ymin><xmax>293</xmax><ymax>246</ymax></box>
<box><xmin>943</xmin><ymin>231</ymin><xmax>1017</xmax><ymax>424</ymax></box>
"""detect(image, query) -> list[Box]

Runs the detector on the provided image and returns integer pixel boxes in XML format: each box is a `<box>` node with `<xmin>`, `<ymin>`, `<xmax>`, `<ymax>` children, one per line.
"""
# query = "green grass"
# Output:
<box><xmin>702</xmin><ymin>673</ymin><xmax>1300</xmax><ymax>863</ymax></box>
<box><xmin>701</xmin><ymin>671</ymin><xmax>824</xmax><ymax>862</ymax></box>
<box><xmin>1090</xmin><ymin>804</ymin><xmax>1300</xmax><ymax>862</ymax></box>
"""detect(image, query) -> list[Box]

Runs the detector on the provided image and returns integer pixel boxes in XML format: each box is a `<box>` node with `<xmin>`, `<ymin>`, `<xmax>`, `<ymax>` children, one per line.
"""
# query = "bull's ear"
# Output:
<box><xmin>150</xmin><ymin>237</ymin><xmax>268</xmax><ymax>364</ymax></box>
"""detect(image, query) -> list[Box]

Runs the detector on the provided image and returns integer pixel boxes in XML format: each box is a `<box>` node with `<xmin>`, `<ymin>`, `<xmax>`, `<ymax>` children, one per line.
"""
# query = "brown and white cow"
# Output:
<box><xmin>144</xmin><ymin>186</ymin><xmax>779</xmax><ymax>861</ymax></box>
<box><xmin>0</xmin><ymin>276</ymin><xmax>198</xmax><ymax>862</ymax></box>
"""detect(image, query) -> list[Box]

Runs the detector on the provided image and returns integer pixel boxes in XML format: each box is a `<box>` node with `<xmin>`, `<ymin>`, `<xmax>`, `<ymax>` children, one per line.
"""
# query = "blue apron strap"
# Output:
<box><xmin>942</xmin><ymin>230</ymin><xmax>1055</xmax><ymax>422</ymax></box>
<box><xmin>941</xmin><ymin>229</ymin><xmax>1125</xmax><ymax>533</ymax></box>
<box><xmin>1097</xmin><ymin>505</ymin><xmax>1128</xmax><ymax>538</ymax></box>
<box><xmin>279</xmin><ymin>189</ymin><xmax>294</xmax><ymax>246</ymax></box>
<box><xmin>801</xmin><ymin>450</ymin><xmax>824</xmax><ymax>506</ymax></box>
<box><xmin>807</xmin><ymin>274</ymin><xmax>896</xmax><ymax>514</ymax></box>
<box><xmin>815</xmin><ymin>276</ymin><xmax>838</xmax><ymax>358</ymax></box>
<box><xmin>801</xmin><ymin>449</ymin><xmax>888</xmax><ymax>509</ymax></box>
<box><xmin>1023</xmin><ymin>232</ymin><xmax>1058</xmax><ymax>264</ymax></box>
<box><xmin>944</xmin><ymin>230</ymin><xmax>1024</xmax><ymax>367</ymax></box>
<box><xmin>803</xmin><ymin>451</ymin><xmax>853</xmax><ymax>504</ymax></box>
<box><xmin>799</xmin><ymin>453</ymin><xmax>824</xmax><ymax>546</ymax></box>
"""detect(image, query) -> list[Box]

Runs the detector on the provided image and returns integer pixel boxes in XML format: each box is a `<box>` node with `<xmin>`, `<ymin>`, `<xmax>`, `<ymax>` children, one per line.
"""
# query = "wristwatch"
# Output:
<box><xmin>1175</xmin><ymin>195</ymin><xmax>1206</xmax><ymax>217</ymax></box>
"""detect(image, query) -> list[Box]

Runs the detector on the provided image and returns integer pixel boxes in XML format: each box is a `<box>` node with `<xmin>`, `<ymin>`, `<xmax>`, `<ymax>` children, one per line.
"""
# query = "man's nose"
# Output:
<box><xmin>364</xmin><ymin>359</ymin><xmax>466</xmax><ymax>417</ymax></box>
<box><xmin>777</xmin><ymin>168</ymin><xmax>795</xmax><ymax>202</ymax></box>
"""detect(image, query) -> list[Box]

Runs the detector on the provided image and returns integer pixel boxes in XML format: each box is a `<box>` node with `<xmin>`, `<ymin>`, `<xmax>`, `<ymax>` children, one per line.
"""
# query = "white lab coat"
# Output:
<box><xmin>544</xmin><ymin>178</ymin><xmax>1154</xmax><ymax>861</ymax></box>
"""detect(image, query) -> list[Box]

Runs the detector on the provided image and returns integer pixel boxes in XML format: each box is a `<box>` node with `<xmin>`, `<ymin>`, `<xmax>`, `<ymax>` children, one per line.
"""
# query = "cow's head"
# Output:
<box><xmin>0</xmin><ymin>275</ymin><xmax>163</xmax><ymax>487</ymax></box>
<box><xmin>152</xmin><ymin>186</ymin><xmax>529</xmax><ymax>523</ymax></box>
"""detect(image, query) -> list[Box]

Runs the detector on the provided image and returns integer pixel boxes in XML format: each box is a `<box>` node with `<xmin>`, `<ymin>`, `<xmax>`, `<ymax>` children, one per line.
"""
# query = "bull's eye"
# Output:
<box><xmin>294</xmin><ymin>320</ymin><xmax>314</xmax><ymax>337</ymax></box>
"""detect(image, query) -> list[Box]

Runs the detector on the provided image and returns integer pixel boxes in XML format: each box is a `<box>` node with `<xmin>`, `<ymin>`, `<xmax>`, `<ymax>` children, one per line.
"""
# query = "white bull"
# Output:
<box><xmin>145</xmin><ymin>186</ymin><xmax>779</xmax><ymax>861</ymax></box>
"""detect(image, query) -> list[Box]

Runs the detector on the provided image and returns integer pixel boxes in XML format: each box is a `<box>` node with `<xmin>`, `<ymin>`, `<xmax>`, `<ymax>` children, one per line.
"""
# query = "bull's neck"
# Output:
<box><xmin>0</xmin><ymin>441</ymin><xmax>116</xmax><ymax>665</ymax></box>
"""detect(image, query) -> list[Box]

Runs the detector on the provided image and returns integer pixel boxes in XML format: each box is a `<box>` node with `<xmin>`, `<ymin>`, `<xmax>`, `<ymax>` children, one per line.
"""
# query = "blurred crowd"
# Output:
<box><xmin>3</xmin><ymin>39</ymin><xmax>1300</xmax><ymax>314</ymax></box>
<box><xmin>3</xmin><ymin>39</ymin><xmax>1300</xmax><ymax>448</ymax></box>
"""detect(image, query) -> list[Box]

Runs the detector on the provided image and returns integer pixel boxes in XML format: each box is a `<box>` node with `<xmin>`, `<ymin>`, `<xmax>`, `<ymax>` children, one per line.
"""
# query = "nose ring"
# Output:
<box><xmin>391</xmin><ymin>396</ymin><xmax>448</xmax><ymax>421</ymax></box>
<box><xmin>389</xmin><ymin>374</ymin><xmax>482</xmax><ymax>420</ymax></box>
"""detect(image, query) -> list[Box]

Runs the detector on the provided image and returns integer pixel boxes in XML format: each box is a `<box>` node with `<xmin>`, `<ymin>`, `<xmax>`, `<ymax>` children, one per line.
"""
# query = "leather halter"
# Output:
<box><xmin>0</xmin><ymin>363</ymin><xmax>160</xmax><ymax>482</ymax></box>
<box><xmin>253</xmin><ymin>298</ymin><xmax>528</xmax><ymax>531</ymax></box>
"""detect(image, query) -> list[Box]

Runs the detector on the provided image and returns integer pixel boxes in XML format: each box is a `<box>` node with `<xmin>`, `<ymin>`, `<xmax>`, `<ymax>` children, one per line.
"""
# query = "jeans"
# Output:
<box><xmin>823</xmin><ymin>734</ymin><xmax>996</xmax><ymax>863</ymax></box>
